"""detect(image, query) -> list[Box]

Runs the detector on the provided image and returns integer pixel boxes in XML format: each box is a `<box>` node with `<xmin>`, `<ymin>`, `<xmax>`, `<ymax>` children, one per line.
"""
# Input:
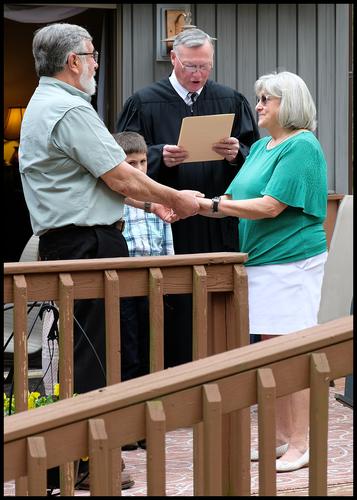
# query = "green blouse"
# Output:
<box><xmin>225</xmin><ymin>131</ymin><xmax>328</xmax><ymax>266</ymax></box>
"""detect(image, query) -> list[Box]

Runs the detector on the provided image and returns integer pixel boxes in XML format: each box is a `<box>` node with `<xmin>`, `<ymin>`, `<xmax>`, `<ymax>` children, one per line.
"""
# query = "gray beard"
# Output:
<box><xmin>79</xmin><ymin>67</ymin><xmax>97</xmax><ymax>96</ymax></box>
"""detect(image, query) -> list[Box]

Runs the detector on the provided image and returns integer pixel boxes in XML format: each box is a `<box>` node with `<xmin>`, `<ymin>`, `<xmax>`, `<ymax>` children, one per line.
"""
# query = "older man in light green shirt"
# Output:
<box><xmin>20</xmin><ymin>77</ymin><xmax>128</xmax><ymax>235</ymax></box>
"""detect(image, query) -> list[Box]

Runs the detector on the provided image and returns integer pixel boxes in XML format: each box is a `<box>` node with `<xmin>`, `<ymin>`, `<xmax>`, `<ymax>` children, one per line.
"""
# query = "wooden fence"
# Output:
<box><xmin>4</xmin><ymin>316</ymin><xmax>353</xmax><ymax>496</ymax></box>
<box><xmin>4</xmin><ymin>252</ymin><xmax>249</xmax><ymax>494</ymax></box>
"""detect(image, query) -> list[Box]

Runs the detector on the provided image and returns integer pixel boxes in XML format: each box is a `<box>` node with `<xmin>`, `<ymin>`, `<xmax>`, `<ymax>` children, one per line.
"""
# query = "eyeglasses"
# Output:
<box><xmin>175</xmin><ymin>54</ymin><xmax>212</xmax><ymax>73</ymax></box>
<box><xmin>256</xmin><ymin>94</ymin><xmax>274</xmax><ymax>106</ymax></box>
<box><xmin>75</xmin><ymin>50</ymin><xmax>99</xmax><ymax>63</ymax></box>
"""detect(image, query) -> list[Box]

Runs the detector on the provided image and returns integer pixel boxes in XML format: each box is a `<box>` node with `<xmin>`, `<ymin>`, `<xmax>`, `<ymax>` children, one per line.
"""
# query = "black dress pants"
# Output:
<box><xmin>39</xmin><ymin>225</ymin><xmax>129</xmax><ymax>394</ymax></box>
<box><xmin>120</xmin><ymin>296</ymin><xmax>150</xmax><ymax>381</ymax></box>
<box><xmin>163</xmin><ymin>294</ymin><xmax>193</xmax><ymax>368</ymax></box>
<box><xmin>119</xmin><ymin>294</ymin><xmax>180</xmax><ymax>377</ymax></box>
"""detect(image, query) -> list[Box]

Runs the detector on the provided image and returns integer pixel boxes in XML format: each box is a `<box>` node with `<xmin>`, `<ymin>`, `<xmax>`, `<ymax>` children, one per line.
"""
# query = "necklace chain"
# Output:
<box><xmin>268</xmin><ymin>130</ymin><xmax>301</xmax><ymax>148</ymax></box>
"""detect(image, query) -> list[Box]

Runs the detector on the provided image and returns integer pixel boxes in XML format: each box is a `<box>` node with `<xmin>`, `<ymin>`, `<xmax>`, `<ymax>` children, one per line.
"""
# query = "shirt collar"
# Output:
<box><xmin>39</xmin><ymin>76</ymin><xmax>92</xmax><ymax>103</ymax></box>
<box><xmin>169</xmin><ymin>71</ymin><xmax>203</xmax><ymax>104</ymax></box>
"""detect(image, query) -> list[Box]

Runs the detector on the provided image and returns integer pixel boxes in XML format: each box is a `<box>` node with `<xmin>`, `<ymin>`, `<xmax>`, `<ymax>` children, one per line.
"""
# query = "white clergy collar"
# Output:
<box><xmin>169</xmin><ymin>71</ymin><xmax>203</xmax><ymax>104</ymax></box>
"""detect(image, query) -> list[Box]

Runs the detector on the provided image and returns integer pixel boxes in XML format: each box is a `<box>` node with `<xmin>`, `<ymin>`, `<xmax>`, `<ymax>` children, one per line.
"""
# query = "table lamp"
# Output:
<box><xmin>4</xmin><ymin>106</ymin><xmax>26</xmax><ymax>166</ymax></box>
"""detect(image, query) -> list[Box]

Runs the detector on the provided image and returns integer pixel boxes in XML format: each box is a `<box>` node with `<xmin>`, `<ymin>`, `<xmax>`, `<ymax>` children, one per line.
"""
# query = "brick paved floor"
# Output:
<box><xmin>4</xmin><ymin>378</ymin><xmax>352</xmax><ymax>496</ymax></box>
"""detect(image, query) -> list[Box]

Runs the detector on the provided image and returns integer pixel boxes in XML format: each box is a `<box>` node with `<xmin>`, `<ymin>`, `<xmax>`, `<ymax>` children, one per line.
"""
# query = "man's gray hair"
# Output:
<box><xmin>173</xmin><ymin>28</ymin><xmax>214</xmax><ymax>54</ymax></box>
<box><xmin>32</xmin><ymin>23</ymin><xmax>92</xmax><ymax>77</ymax></box>
<box><xmin>255</xmin><ymin>71</ymin><xmax>317</xmax><ymax>131</ymax></box>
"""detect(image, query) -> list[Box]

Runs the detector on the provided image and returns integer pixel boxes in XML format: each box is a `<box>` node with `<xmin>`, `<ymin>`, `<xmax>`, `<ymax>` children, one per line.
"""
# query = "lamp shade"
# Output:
<box><xmin>4</xmin><ymin>106</ymin><xmax>26</xmax><ymax>140</ymax></box>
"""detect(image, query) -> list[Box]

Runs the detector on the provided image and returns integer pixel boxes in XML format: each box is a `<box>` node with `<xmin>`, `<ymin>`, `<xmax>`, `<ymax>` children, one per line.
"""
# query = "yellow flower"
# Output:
<box><xmin>53</xmin><ymin>383</ymin><xmax>60</xmax><ymax>397</ymax></box>
<box><xmin>28</xmin><ymin>391</ymin><xmax>41</xmax><ymax>409</ymax></box>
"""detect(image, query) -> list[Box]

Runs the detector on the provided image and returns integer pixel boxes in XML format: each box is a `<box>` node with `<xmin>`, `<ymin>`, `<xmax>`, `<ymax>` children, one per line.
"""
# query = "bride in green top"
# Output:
<box><xmin>198</xmin><ymin>71</ymin><xmax>328</xmax><ymax>472</ymax></box>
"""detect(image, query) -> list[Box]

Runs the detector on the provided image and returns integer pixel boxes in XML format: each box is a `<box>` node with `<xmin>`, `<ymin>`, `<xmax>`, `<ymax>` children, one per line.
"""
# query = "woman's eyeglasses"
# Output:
<box><xmin>256</xmin><ymin>94</ymin><xmax>274</xmax><ymax>106</ymax></box>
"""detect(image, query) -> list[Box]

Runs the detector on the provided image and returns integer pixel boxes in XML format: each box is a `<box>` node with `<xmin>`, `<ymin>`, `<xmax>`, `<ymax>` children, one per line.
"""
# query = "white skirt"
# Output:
<box><xmin>246</xmin><ymin>252</ymin><xmax>328</xmax><ymax>335</ymax></box>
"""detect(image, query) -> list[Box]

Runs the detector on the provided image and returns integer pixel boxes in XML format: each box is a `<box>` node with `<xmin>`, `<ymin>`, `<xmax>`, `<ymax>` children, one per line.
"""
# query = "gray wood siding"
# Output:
<box><xmin>120</xmin><ymin>3</ymin><xmax>350</xmax><ymax>194</ymax></box>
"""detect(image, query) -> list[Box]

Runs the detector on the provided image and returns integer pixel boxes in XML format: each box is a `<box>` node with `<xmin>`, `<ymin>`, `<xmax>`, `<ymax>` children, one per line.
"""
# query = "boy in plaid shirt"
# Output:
<box><xmin>116</xmin><ymin>132</ymin><xmax>174</xmax><ymax>258</ymax></box>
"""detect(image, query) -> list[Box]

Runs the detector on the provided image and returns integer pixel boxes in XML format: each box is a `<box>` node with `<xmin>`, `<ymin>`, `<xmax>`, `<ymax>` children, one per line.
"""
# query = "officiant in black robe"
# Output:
<box><xmin>116</xmin><ymin>28</ymin><xmax>259</xmax><ymax>367</ymax></box>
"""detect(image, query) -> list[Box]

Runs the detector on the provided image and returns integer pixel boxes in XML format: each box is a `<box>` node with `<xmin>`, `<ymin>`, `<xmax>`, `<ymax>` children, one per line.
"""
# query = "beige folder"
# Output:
<box><xmin>177</xmin><ymin>113</ymin><xmax>235</xmax><ymax>163</ymax></box>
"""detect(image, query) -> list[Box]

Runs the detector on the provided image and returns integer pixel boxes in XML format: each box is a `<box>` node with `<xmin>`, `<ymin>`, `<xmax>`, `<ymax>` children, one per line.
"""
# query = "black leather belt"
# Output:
<box><xmin>44</xmin><ymin>219</ymin><xmax>125</xmax><ymax>235</ymax></box>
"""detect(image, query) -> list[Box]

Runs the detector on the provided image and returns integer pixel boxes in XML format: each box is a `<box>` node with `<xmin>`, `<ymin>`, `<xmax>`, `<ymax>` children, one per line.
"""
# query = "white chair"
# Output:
<box><xmin>19</xmin><ymin>234</ymin><xmax>39</xmax><ymax>261</ymax></box>
<box><xmin>4</xmin><ymin>235</ymin><xmax>42</xmax><ymax>360</ymax></box>
<box><xmin>318</xmin><ymin>195</ymin><xmax>353</xmax><ymax>323</ymax></box>
<box><xmin>317</xmin><ymin>195</ymin><xmax>353</xmax><ymax>406</ymax></box>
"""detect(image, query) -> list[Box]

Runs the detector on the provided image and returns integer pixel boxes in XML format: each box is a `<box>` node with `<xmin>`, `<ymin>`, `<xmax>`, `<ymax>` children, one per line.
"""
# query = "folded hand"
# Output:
<box><xmin>212</xmin><ymin>137</ymin><xmax>240</xmax><ymax>162</ymax></box>
<box><xmin>163</xmin><ymin>145</ymin><xmax>188</xmax><ymax>167</ymax></box>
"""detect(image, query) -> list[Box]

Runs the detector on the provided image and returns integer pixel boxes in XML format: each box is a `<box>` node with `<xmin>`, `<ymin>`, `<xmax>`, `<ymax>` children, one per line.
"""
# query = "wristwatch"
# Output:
<box><xmin>211</xmin><ymin>196</ymin><xmax>221</xmax><ymax>213</ymax></box>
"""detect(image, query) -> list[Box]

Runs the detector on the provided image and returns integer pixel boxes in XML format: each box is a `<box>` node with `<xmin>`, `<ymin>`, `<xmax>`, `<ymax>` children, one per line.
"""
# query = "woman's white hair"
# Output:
<box><xmin>255</xmin><ymin>71</ymin><xmax>317</xmax><ymax>131</ymax></box>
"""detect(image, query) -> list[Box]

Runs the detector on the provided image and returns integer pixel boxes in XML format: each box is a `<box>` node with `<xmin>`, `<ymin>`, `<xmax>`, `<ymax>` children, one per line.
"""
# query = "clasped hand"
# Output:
<box><xmin>153</xmin><ymin>190</ymin><xmax>205</xmax><ymax>222</ymax></box>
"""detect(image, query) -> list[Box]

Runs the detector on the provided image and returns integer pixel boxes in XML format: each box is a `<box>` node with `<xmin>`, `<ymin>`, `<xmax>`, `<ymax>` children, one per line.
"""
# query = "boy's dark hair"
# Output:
<box><xmin>113</xmin><ymin>131</ymin><xmax>148</xmax><ymax>155</ymax></box>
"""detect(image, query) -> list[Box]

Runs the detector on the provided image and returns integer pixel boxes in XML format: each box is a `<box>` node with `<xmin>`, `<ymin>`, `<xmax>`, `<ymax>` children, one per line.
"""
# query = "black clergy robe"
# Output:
<box><xmin>116</xmin><ymin>77</ymin><xmax>259</xmax><ymax>367</ymax></box>
<box><xmin>116</xmin><ymin>77</ymin><xmax>260</xmax><ymax>255</ymax></box>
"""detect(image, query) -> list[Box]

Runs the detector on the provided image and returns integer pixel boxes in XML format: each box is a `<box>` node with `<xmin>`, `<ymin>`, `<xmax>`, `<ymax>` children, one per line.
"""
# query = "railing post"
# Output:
<box><xmin>232</xmin><ymin>264</ymin><xmax>249</xmax><ymax>349</ymax></box>
<box><xmin>257</xmin><ymin>368</ymin><xmax>277</xmax><ymax>496</ymax></box>
<box><xmin>58</xmin><ymin>272</ymin><xmax>75</xmax><ymax>496</ymax></box>
<box><xmin>58</xmin><ymin>273</ymin><xmax>74</xmax><ymax>399</ymax></box>
<box><xmin>27</xmin><ymin>436</ymin><xmax>47</xmax><ymax>496</ymax></box>
<box><xmin>13</xmin><ymin>275</ymin><xmax>28</xmax><ymax>414</ymax></box>
<box><xmin>88</xmin><ymin>419</ymin><xmax>110</xmax><ymax>496</ymax></box>
<box><xmin>192</xmin><ymin>265</ymin><xmax>208</xmax><ymax>359</ymax></box>
<box><xmin>203</xmin><ymin>384</ymin><xmax>222</xmax><ymax>496</ymax></box>
<box><xmin>146</xmin><ymin>400</ymin><xmax>166</xmax><ymax>496</ymax></box>
<box><xmin>104</xmin><ymin>270</ymin><xmax>121</xmax><ymax>385</ymax></box>
<box><xmin>309</xmin><ymin>352</ymin><xmax>331</xmax><ymax>496</ymax></box>
<box><xmin>149</xmin><ymin>268</ymin><xmax>164</xmax><ymax>372</ymax></box>
<box><xmin>14</xmin><ymin>274</ymin><xmax>28</xmax><ymax>496</ymax></box>
<box><xmin>192</xmin><ymin>265</ymin><xmax>207</xmax><ymax>496</ymax></box>
<box><xmin>104</xmin><ymin>270</ymin><xmax>122</xmax><ymax>495</ymax></box>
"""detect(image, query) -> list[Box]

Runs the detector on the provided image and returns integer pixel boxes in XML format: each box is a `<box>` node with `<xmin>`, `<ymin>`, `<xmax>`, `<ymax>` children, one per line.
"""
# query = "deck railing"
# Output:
<box><xmin>4</xmin><ymin>252</ymin><xmax>249</xmax><ymax>494</ymax></box>
<box><xmin>4</xmin><ymin>316</ymin><xmax>353</xmax><ymax>496</ymax></box>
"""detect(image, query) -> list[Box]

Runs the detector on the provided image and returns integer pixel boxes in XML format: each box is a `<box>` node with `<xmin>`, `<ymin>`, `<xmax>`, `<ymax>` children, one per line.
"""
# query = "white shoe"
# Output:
<box><xmin>276</xmin><ymin>450</ymin><xmax>309</xmax><ymax>472</ymax></box>
<box><xmin>251</xmin><ymin>443</ymin><xmax>288</xmax><ymax>461</ymax></box>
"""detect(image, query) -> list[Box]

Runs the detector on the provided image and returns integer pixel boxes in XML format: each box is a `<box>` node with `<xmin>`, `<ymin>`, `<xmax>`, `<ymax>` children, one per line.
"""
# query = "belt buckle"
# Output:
<box><xmin>116</xmin><ymin>219</ymin><xmax>125</xmax><ymax>232</ymax></box>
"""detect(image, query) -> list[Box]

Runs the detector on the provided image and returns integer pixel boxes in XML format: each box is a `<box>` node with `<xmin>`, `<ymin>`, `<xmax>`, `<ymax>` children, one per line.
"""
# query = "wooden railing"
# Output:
<box><xmin>4</xmin><ymin>316</ymin><xmax>353</xmax><ymax>496</ymax></box>
<box><xmin>3</xmin><ymin>252</ymin><xmax>249</xmax><ymax>398</ymax></box>
<box><xmin>4</xmin><ymin>252</ymin><xmax>249</xmax><ymax>494</ymax></box>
